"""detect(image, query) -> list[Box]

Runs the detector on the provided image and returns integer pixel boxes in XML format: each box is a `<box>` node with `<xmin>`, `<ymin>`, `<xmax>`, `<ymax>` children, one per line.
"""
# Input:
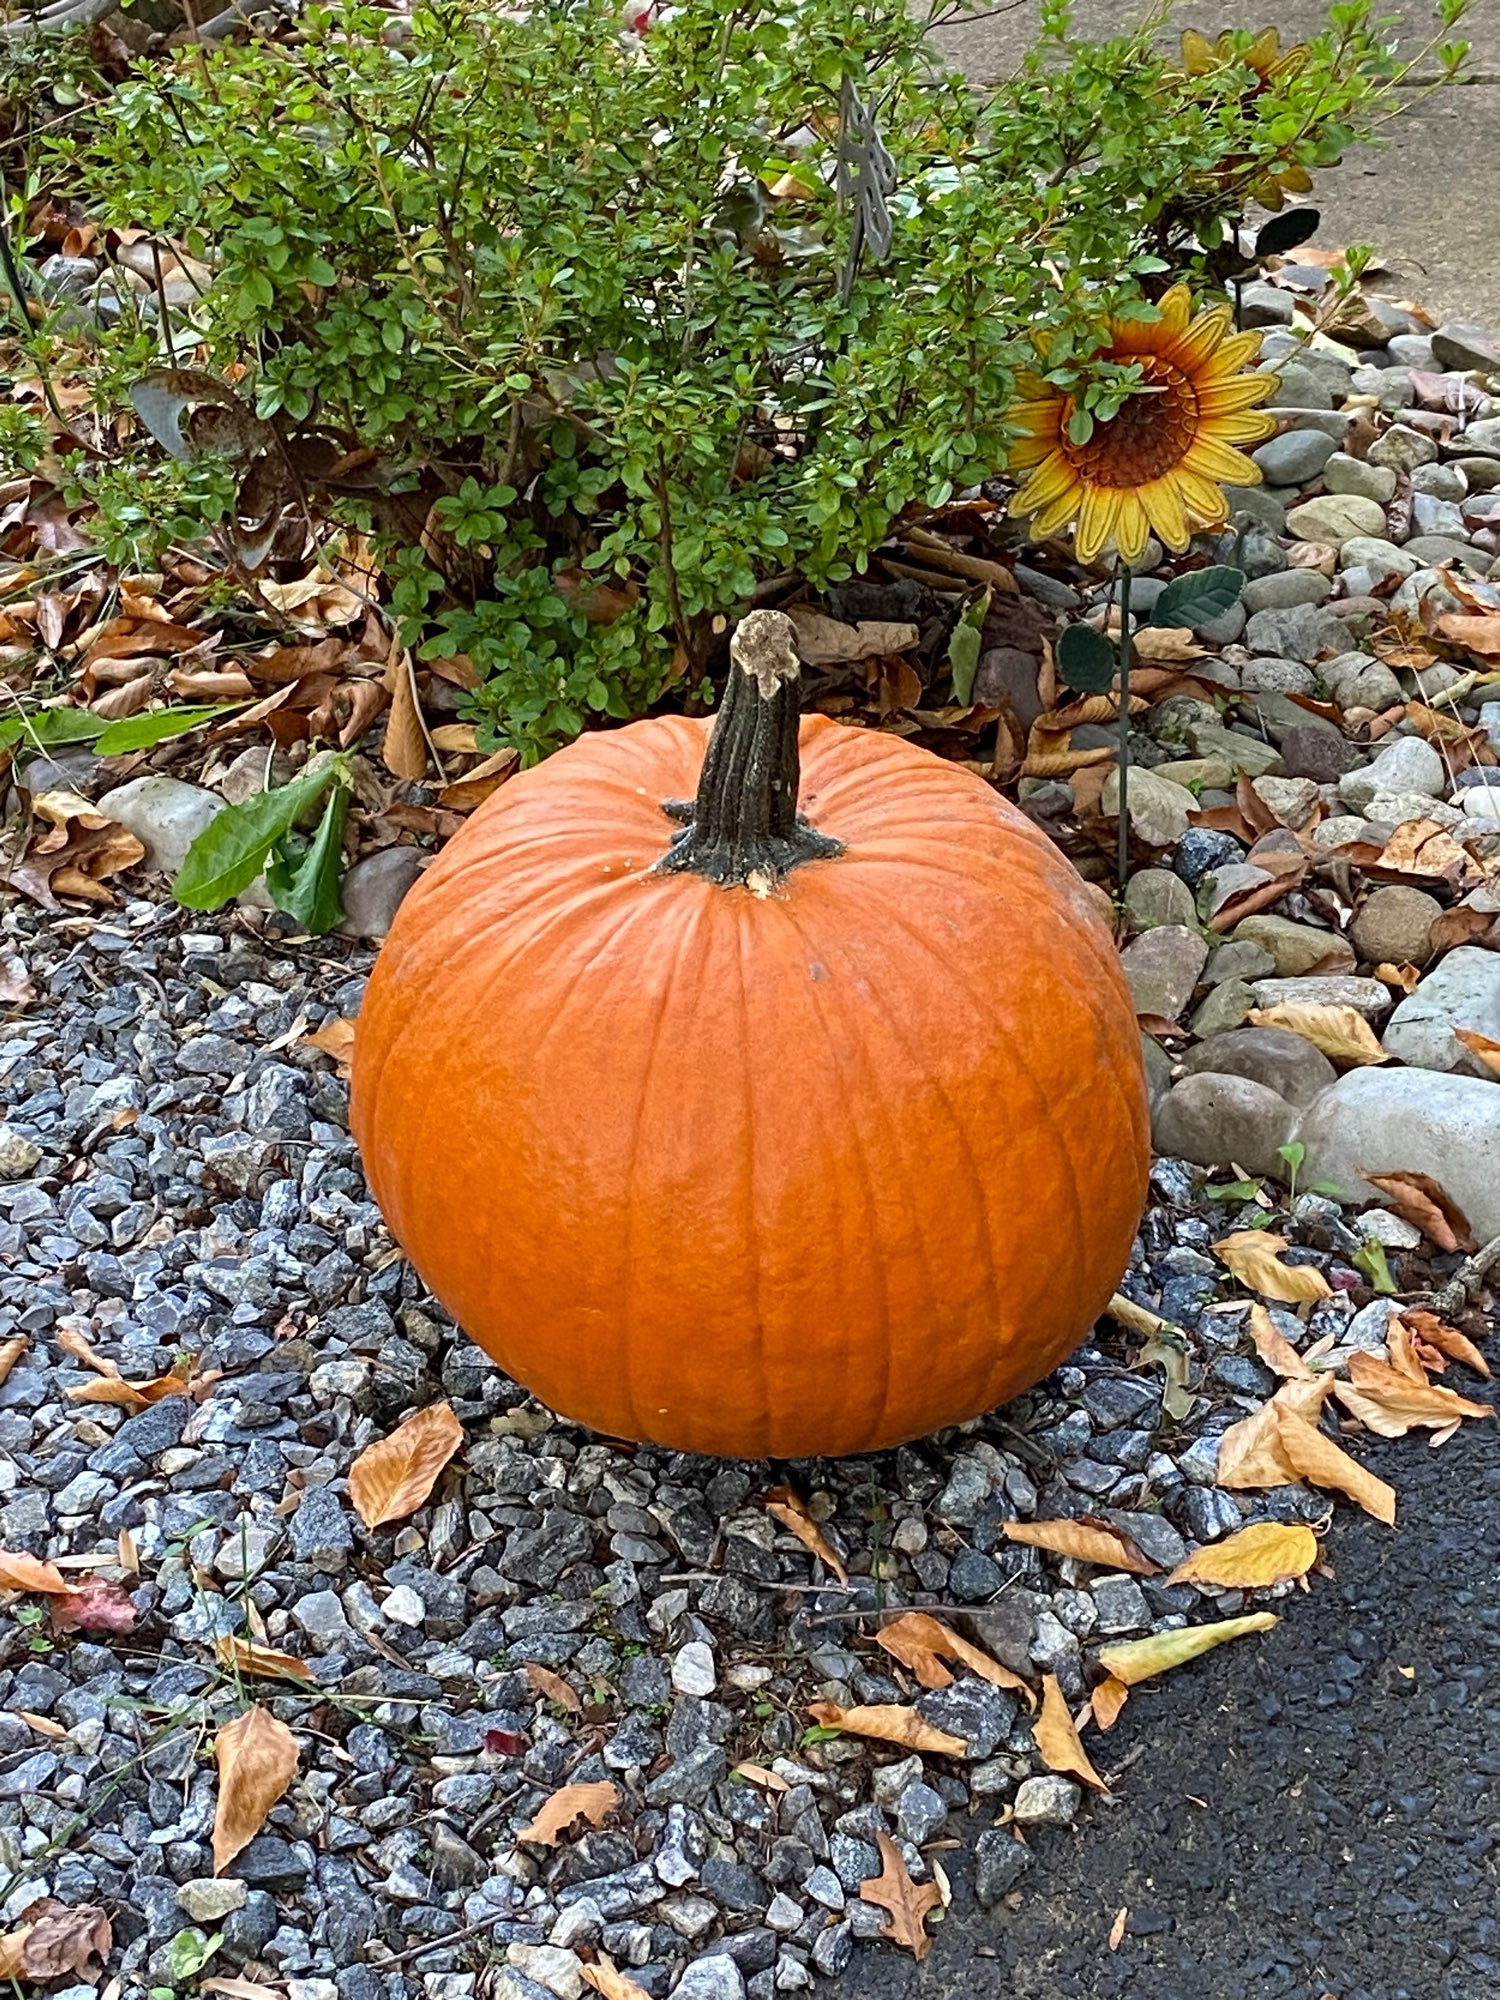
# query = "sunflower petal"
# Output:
<box><xmin>1076</xmin><ymin>484</ymin><xmax>1122</xmax><ymax>565</ymax></box>
<box><xmin>1206</xmin><ymin>408</ymin><xmax>1278</xmax><ymax>446</ymax></box>
<box><xmin>1210</xmin><ymin>330</ymin><xmax>1269</xmax><ymax>374</ymax></box>
<box><xmin>1197</xmin><ymin>373</ymin><xmax>1279</xmax><ymax>414</ymax></box>
<box><xmin>1007</xmin><ymin>434</ymin><xmax>1057</xmax><ymax>471</ymax></box>
<box><xmin>1174</xmin><ymin>468</ymin><xmax>1231</xmax><ymax>521</ymax></box>
<box><xmin>1013</xmin><ymin>448</ymin><xmax>1083</xmax><ymax>514</ymax></box>
<box><xmin>1169</xmin><ymin>304</ymin><xmax>1235</xmax><ymax>372</ymax></box>
<box><xmin>1183</xmin><ymin>435</ymin><xmax>1264</xmax><ymax>486</ymax></box>
<box><xmin>1009</xmin><ymin>399</ymin><xmax>1066</xmax><ymax>440</ymax></box>
<box><xmin>1030</xmin><ymin>490</ymin><xmax>1085</xmax><ymax>540</ymax></box>
<box><xmin>1154</xmin><ymin>286</ymin><xmax>1193</xmax><ymax>338</ymax></box>
<box><xmin>1137</xmin><ymin>476</ymin><xmax>1192</xmax><ymax>553</ymax></box>
<box><xmin>1110</xmin><ymin>495</ymin><xmax>1152</xmax><ymax>567</ymax></box>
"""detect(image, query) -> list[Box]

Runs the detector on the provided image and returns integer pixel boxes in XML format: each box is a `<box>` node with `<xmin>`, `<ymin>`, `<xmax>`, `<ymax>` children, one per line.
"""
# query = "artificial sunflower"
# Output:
<box><xmin>1007</xmin><ymin>285</ymin><xmax>1278</xmax><ymax>568</ymax></box>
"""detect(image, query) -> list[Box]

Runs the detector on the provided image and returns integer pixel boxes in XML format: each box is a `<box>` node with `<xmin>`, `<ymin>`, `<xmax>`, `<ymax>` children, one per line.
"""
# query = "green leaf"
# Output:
<box><xmin>173</xmin><ymin>761</ymin><xmax>338</xmax><ymax>911</ymax></box>
<box><xmin>1151</xmin><ymin>565</ymin><xmax>1246</xmax><ymax>630</ymax></box>
<box><xmin>1056</xmin><ymin>621</ymin><xmax>1117</xmax><ymax>695</ymax></box>
<box><xmin>264</xmin><ymin>782</ymin><xmax>350</xmax><ymax>934</ymax></box>
<box><xmin>0</xmin><ymin>709</ymin><xmax>108</xmax><ymax>755</ymax></box>
<box><xmin>167</xmin><ymin>1927</ymin><xmax>223</xmax><ymax>1979</ymax></box>
<box><xmin>947</xmin><ymin>586</ymin><xmax>990</xmax><ymax>706</ymax></box>
<box><xmin>94</xmin><ymin>705</ymin><xmax>238</xmax><ymax>755</ymax></box>
<box><xmin>1066</xmin><ymin>406</ymin><xmax>1094</xmax><ymax>446</ymax></box>
<box><xmin>1207</xmin><ymin>1178</ymin><xmax>1265</xmax><ymax>1203</ymax></box>
<box><xmin>1354</xmin><ymin>1239</ymin><xmax>1397</xmax><ymax>1294</ymax></box>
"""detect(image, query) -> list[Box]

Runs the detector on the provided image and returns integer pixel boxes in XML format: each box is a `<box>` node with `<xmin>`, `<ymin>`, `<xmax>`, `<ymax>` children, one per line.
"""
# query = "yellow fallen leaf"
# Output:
<box><xmin>214</xmin><ymin>1635</ymin><xmax>315</xmax><ymax>1684</ymax></box>
<box><xmin>1213</xmin><ymin>1229</ymin><xmax>1333</xmax><ymax>1304</ymax></box>
<box><xmin>1003</xmin><ymin>1517</ymin><xmax>1156</xmax><ymax>1575</ymax></box>
<box><xmin>1455</xmin><ymin>1027</ymin><xmax>1500</xmax><ymax>1078</ymax></box>
<box><xmin>731</xmin><ymin>1762</ymin><xmax>790</xmax><ymax>1793</ymax></box>
<box><xmin>1246</xmin><ymin>1304</ymin><xmax>1315</xmax><ymax>1381</ymax></box>
<box><xmin>0</xmin><ymin>1336</ymin><xmax>27</xmax><ymax>1387</ymax></box>
<box><xmin>581</xmin><ymin>1956</ymin><xmax>654</xmax><ymax>2000</ymax></box>
<box><xmin>1332</xmin><ymin>1352</ymin><xmax>1492</xmax><ymax>1439</ymax></box>
<box><xmin>765</xmin><ymin>1485</ymin><xmax>848</xmax><ymax>1585</ymax></box>
<box><xmin>1247</xmin><ymin>1003</ymin><xmax>1389</xmax><ymax>1067</ymax></box>
<box><xmin>1097</xmin><ymin>1613</ymin><xmax>1277</xmax><ymax>1686</ymax></box>
<box><xmin>1090</xmin><ymin>1676</ymin><xmax>1130</xmax><ymax>1732</ymax></box>
<box><xmin>212</xmin><ymin>1705</ymin><xmax>300</xmax><ymax>1874</ymax></box>
<box><xmin>860</xmin><ymin>1831</ymin><xmax>944</xmax><ymax>1960</ymax></box>
<box><xmin>806</xmin><ymin>1702</ymin><xmax>967</xmax><ymax>1758</ymax></box>
<box><xmin>1166</xmin><ymin>1522</ymin><xmax>1318</xmax><ymax>1591</ymax></box>
<box><xmin>66</xmin><ymin>1366</ymin><xmax>200</xmax><ymax>1413</ymax></box>
<box><xmin>348</xmin><ymin>1401</ymin><xmax>465</xmax><ymax>1528</ymax></box>
<box><xmin>517</xmin><ymin>1780</ymin><xmax>621</xmax><ymax>1847</ymax></box>
<box><xmin>303</xmin><ymin>1016</ymin><xmax>356</xmax><ymax>1076</ymax></box>
<box><xmin>1033</xmin><ymin>1673</ymin><xmax>1108</xmax><ymax>1791</ymax></box>
<box><xmin>0</xmin><ymin>1551</ymin><xmax>76</xmax><ymax>1596</ymax></box>
<box><xmin>874</xmin><ymin>1611</ymin><xmax>1036</xmax><ymax>1704</ymax></box>
<box><xmin>381</xmin><ymin>639</ymin><xmax>429</xmax><ymax>781</ymax></box>
<box><xmin>1273</xmin><ymin>1405</ymin><xmax>1397</xmax><ymax>1525</ymax></box>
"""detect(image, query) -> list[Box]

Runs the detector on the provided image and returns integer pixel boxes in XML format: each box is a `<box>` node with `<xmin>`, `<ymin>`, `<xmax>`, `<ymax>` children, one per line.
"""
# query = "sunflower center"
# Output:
<box><xmin>1067</xmin><ymin>359</ymin><xmax>1200</xmax><ymax>489</ymax></box>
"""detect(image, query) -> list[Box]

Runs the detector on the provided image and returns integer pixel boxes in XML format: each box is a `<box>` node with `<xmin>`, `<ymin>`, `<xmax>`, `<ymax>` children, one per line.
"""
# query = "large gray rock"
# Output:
<box><xmin>1123</xmin><ymin>868</ymin><xmax>1197</xmax><ymax>931</ymax></box>
<box><xmin>1348</xmin><ymin>885</ymin><xmax>1442</xmax><ymax>968</ymax></box>
<box><xmin>1181</xmin><ymin>1025</ymin><xmax>1336</xmax><ymax>1109</ymax></box>
<box><xmin>1286</xmin><ymin>494</ymin><xmax>1387</xmax><ymax>544</ymax></box>
<box><xmin>1243</xmin><ymin>604</ymin><xmax>1348</xmax><ymax>663</ymax></box>
<box><xmin>1430</xmin><ymin>322</ymin><xmax>1500</xmax><ymax>374</ymax></box>
<box><xmin>1319</xmin><ymin>651</ymin><xmax>1403</xmax><ymax>713</ymax></box>
<box><xmin>1293</xmin><ymin>1067</ymin><xmax>1500</xmax><ymax>1236</ymax></box>
<box><xmin>1339</xmin><ymin>735</ymin><xmax>1445</xmax><ymax>811</ymax></box>
<box><xmin>97</xmin><ymin>775</ymin><xmax>222</xmax><ymax>877</ymax></box>
<box><xmin>1119</xmin><ymin>926</ymin><xmax>1208</xmax><ymax>1021</ymax></box>
<box><xmin>1381</xmin><ymin>949</ymin><xmax>1500</xmax><ymax>1076</ymax></box>
<box><xmin>1249</xmin><ymin>975</ymin><xmax>1394</xmax><ymax>1022</ymax></box>
<box><xmin>1323</xmin><ymin>454</ymin><xmax>1397</xmax><ymax>505</ymax></box>
<box><xmin>1241</xmin><ymin>569</ymin><xmax>1333</xmax><ymax>614</ymax></box>
<box><xmin>1099</xmin><ymin>766</ymin><xmax>1197</xmax><ymax>847</ymax></box>
<box><xmin>340</xmin><ymin>846</ymin><xmax>425</xmax><ymax>940</ymax></box>
<box><xmin>1234</xmin><ymin>916</ymin><xmax>1354</xmax><ymax>978</ymax></box>
<box><xmin>1154</xmin><ymin>1072</ymin><xmax>1297</xmax><ymax>1177</ymax></box>
<box><xmin>1251</xmin><ymin>428</ymin><xmax>1338</xmax><ymax>486</ymax></box>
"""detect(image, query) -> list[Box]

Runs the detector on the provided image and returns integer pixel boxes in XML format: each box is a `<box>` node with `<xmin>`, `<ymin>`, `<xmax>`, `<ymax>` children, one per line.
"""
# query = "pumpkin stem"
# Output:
<box><xmin>656</xmin><ymin>609</ymin><xmax>844</xmax><ymax>888</ymax></box>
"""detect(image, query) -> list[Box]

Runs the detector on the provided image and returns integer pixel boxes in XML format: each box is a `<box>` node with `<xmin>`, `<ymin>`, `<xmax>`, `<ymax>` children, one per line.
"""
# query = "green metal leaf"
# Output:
<box><xmin>1056</xmin><ymin>620</ymin><xmax>1117</xmax><ymax>695</ymax></box>
<box><xmin>1151</xmin><ymin>565</ymin><xmax>1245</xmax><ymax>630</ymax></box>
<box><xmin>1254</xmin><ymin>207</ymin><xmax>1320</xmax><ymax>259</ymax></box>
<box><xmin>173</xmin><ymin>761</ymin><xmax>337</xmax><ymax>911</ymax></box>
<box><xmin>94</xmin><ymin>704</ymin><xmax>238</xmax><ymax>755</ymax></box>
<box><xmin>264</xmin><ymin>783</ymin><xmax>350</xmax><ymax>935</ymax></box>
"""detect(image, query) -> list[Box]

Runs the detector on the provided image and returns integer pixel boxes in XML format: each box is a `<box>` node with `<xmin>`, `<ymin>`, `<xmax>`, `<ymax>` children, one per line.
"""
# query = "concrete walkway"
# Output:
<box><xmin>938</xmin><ymin>1</ymin><xmax>1500</xmax><ymax>328</ymax></box>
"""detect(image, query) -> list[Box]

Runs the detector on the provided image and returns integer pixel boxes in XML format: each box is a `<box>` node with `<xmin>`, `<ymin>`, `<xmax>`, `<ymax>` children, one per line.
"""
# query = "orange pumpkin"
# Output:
<box><xmin>352</xmin><ymin>611</ymin><xmax>1148</xmax><ymax>1458</ymax></box>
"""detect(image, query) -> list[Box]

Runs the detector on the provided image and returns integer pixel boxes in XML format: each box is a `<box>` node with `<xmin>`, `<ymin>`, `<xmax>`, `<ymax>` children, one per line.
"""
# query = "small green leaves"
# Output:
<box><xmin>264</xmin><ymin>783</ymin><xmax>350</xmax><ymax>935</ymax></box>
<box><xmin>946</xmin><ymin>587</ymin><xmax>991</xmax><ymax>706</ymax></box>
<box><xmin>1066</xmin><ymin>406</ymin><xmax>1095</xmax><ymax>446</ymax></box>
<box><xmin>94</xmin><ymin>705</ymin><xmax>238</xmax><ymax>755</ymax></box>
<box><xmin>1354</xmin><ymin>1239</ymin><xmax>1397</xmax><ymax>1294</ymax></box>
<box><xmin>0</xmin><ymin>710</ymin><xmax>107</xmax><ymax>756</ymax></box>
<box><xmin>1254</xmin><ymin>207</ymin><xmax>1321</xmax><ymax>259</ymax></box>
<box><xmin>1152</xmin><ymin>565</ymin><xmax>1245</xmax><ymax>630</ymax></box>
<box><xmin>1056</xmin><ymin>621</ymin><xmax>1117</xmax><ymax>695</ymax></box>
<box><xmin>174</xmin><ymin>760</ymin><xmax>340</xmax><ymax>911</ymax></box>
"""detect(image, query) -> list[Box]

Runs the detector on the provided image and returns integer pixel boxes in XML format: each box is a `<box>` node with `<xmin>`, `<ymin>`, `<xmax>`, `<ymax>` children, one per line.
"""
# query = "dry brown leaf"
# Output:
<box><xmin>1097</xmin><ymin>1612</ymin><xmax>1277</xmax><ymax>1686</ymax></box>
<box><xmin>1374</xmin><ymin>960</ymin><xmax>1423</xmax><ymax>996</ymax></box>
<box><xmin>16</xmin><ymin>1710</ymin><xmax>67</xmax><ymax>1738</ymax></box>
<box><xmin>0</xmin><ymin>1900</ymin><xmax>110</xmax><ymax>1981</ymax></box>
<box><xmin>1274</xmin><ymin>1406</ymin><xmax>1397</xmax><ymax>1524</ymax></box>
<box><xmin>0</xmin><ymin>1335</ymin><xmax>29</xmax><ymax>1386</ymax></box>
<box><xmin>348</xmin><ymin>1401</ymin><xmax>464</xmax><ymax>1528</ymax></box>
<box><xmin>1002</xmin><ymin>1516</ymin><xmax>1157</xmax><ymax>1576</ymax></box>
<box><xmin>215</xmin><ymin>1635</ymin><xmax>315</xmax><ymax>1683</ymax></box>
<box><xmin>1454</xmin><ymin>1027</ymin><xmax>1500</xmax><ymax>1079</ymax></box>
<box><xmin>1090</xmin><ymin>1675</ymin><xmax>1130</xmax><ymax>1731</ymax></box>
<box><xmin>526</xmin><ymin>1663</ymin><xmax>583</xmax><ymax>1713</ymax></box>
<box><xmin>1034</xmin><ymin>1672</ymin><xmax>1108</xmax><ymax>1791</ymax></box>
<box><xmin>1333</xmin><ymin>1351</ymin><xmax>1492</xmax><ymax>1438</ymax></box>
<box><xmin>860</xmin><ymin>1831</ymin><xmax>944</xmax><ymax>1959</ymax></box>
<box><xmin>0</xmin><ymin>1551</ymin><xmax>76</xmax><ymax>1595</ymax></box>
<box><xmin>1404</xmin><ymin>1310</ymin><xmax>1490</xmax><ymax>1379</ymax></box>
<box><xmin>874</xmin><ymin>1611</ymin><xmax>1035</xmax><ymax>1703</ymax></box>
<box><xmin>1378</xmin><ymin>818</ymin><xmax>1476</xmax><ymax>883</ymax></box>
<box><xmin>1109</xmin><ymin>1906</ymin><xmax>1129</xmax><ymax>1951</ymax></box>
<box><xmin>580</xmin><ymin>1955</ymin><xmax>654</xmax><ymax>2000</ymax></box>
<box><xmin>806</xmin><ymin>1701</ymin><xmax>967</xmax><ymax>1757</ymax></box>
<box><xmin>1127</xmin><ymin>625</ymin><xmax>1206</xmax><ymax>663</ymax></box>
<box><xmin>212</xmin><ymin>1704</ymin><xmax>300</xmax><ymax>1873</ymax></box>
<box><xmin>439</xmin><ymin>748</ymin><xmax>519</xmax><ymax>812</ymax></box>
<box><xmin>303</xmin><ymin>1015</ymin><xmax>356</xmax><ymax>1076</ymax></box>
<box><xmin>1436</xmin><ymin>612</ymin><xmax>1500</xmax><ymax>657</ymax></box>
<box><xmin>1246</xmin><ymin>1304</ymin><xmax>1315</xmax><ymax>1381</ymax></box>
<box><xmin>1166</xmin><ymin>1522</ymin><xmax>1318</xmax><ymax>1591</ymax></box>
<box><xmin>66</xmin><ymin>1366</ymin><xmax>197</xmax><ymax>1413</ymax></box>
<box><xmin>1216</xmin><ymin>1377</ymin><xmax>1329</xmax><ymax>1490</ymax></box>
<box><xmin>1362</xmin><ymin>1172</ymin><xmax>1476</xmax><ymax>1254</ymax></box>
<box><xmin>517</xmin><ymin>1780</ymin><xmax>621</xmax><ymax>1847</ymax></box>
<box><xmin>0</xmin><ymin>1925</ymin><xmax>28</xmax><ymax>1978</ymax></box>
<box><xmin>785</xmin><ymin>608</ymin><xmax>920</xmax><ymax>664</ymax></box>
<box><xmin>732</xmin><ymin>1761</ymin><xmax>791</xmax><ymax>1793</ymax></box>
<box><xmin>202</xmin><ymin>1979</ymin><xmax>287</xmax><ymax>2000</ymax></box>
<box><xmin>258</xmin><ymin>575</ymin><xmax>364</xmax><ymax>625</ymax></box>
<box><xmin>765</xmin><ymin>1485</ymin><xmax>848</xmax><ymax>1584</ymax></box>
<box><xmin>1213</xmin><ymin>1229</ymin><xmax>1333</xmax><ymax>1304</ymax></box>
<box><xmin>1246</xmin><ymin>1003</ymin><xmax>1389</xmax><ymax>1067</ymax></box>
<box><xmin>381</xmin><ymin>642</ymin><xmax>429</xmax><ymax>781</ymax></box>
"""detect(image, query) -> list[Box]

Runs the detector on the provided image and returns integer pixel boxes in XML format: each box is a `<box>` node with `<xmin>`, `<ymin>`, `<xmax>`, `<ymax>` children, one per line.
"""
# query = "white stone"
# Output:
<box><xmin>1363</xmin><ymin>792</ymin><xmax>1466</xmax><ymax>832</ymax></box>
<box><xmin>1100</xmin><ymin>766</ymin><xmax>1198</xmax><ymax>846</ymax></box>
<box><xmin>1293</xmin><ymin>1067</ymin><xmax>1500</xmax><ymax>1237</ymax></box>
<box><xmin>1013</xmin><ymin>1775</ymin><xmax>1082</xmax><ymax>1825</ymax></box>
<box><xmin>506</xmin><ymin>1944</ymin><xmax>585</xmax><ymax>2000</ymax></box>
<box><xmin>1381</xmin><ymin>948</ymin><xmax>1500</xmax><ymax>1077</ymax></box>
<box><xmin>1463</xmin><ymin>787</ymin><xmax>1500</xmax><ymax>821</ymax></box>
<box><xmin>0</xmin><ymin>1128</ymin><xmax>42</xmax><ymax>1179</ymax></box>
<box><xmin>96</xmin><ymin>774</ymin><xmax>223</xmax><ymax>876</ymax></box>
<box><xmin>671</xmin><ymin>1639</ymin><xmax>717</xmax><ymax>1696</ymax></box>
<box><xmin>1357</xmin><ymin>1207</ymin><xmax>1423</xmax><ymax>1250</ymax></box>
<box><xmin>381</xmin><ymin>1584</ymin><xmax>427</xmax><ymax>1627</ymax></box>
<box><xmin>177</xmin><ymin>1877</ymin><xmax>248</xmax><ymax>1922</ymax></box>
<box><xmin>1338</xmin><ymin>736</ymin><xmax>1445</xmax><ymax>811</ymax></box>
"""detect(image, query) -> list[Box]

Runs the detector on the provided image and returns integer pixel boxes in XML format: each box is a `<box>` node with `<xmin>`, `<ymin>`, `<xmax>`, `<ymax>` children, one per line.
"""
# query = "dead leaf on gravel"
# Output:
<box><xmin>581</xmin><ymin>1955</ymin><xmax>654</xmax><ymax>2000</ymax></box>
<box><xmin>1166</xmin><ymin>1522</ymin><xmax>1318</xmax><ymax>1591</ymax></box>
<box><xmin>1097</xmin><ymin>1612</ymin><xmax>1277</xmax><ymax>1686</ymax></box>
<box><xmin>215</xmin><ymin>1635</ymin><xmax>316</xmax><ymax>1683</ymax></box>
<box><xmin>1246</xmin><ymin>1003</ymin><xmax>1388</xmax><ymax>1067</ymax></box>
<box><xmin>0</xmin><ymin>1336</ymin><xmax>27</xmax><ymax>1386</ymax></box>
<box><xmin>303</xmin><ymin>1015</ymin><xmax>356</xmax><ymax>1076</ymax></box>
<box><xmin>526</xmin><ymin>1663</ymin><xmax>583</xmax><ymax>1713</ymax></box>
<box><xmin>874</xmin><ymin>1611</ymin><xmax>1035</xmax><ymax>1703</ymax></box>
<box><xmin>1090</xmin><ymin>1676</ymin><xmax>1130</xmax><ymax>1731</ymax></box>
<box><xmin>348</xmin><ymin>1400</ymin><xmax>464</xmax><ymax>1527</ymax></box>
<box><xmin>1362</xmin><ymin>1172</ymin><xmax>1476</xmax><ymax>1253</ymax></box>
<box><xmin>1373</xmin><ymin>960</ymin><xmax>1423</xmax><ymax>996</ymax></box>
<box><xmin>1404</xmin><ymin>1310</ymin><xmax>1490</xmax><ymax>1378</ymax></box>
<box><xmin>202</xmin><ymin>1979</ymin><xmax>286</xmax><ymax>2000</ymax></box>
<box><xmin>732</xmin><ymin>1761</ymin><xmax>790</xmax><ymax>1793</ymax></box>
<box><xmin>1377</xmin><ymin>818</ymin><xmax>1479</xmax><ymax>885</ymax></box>
<box><xmin>66</xmin><ymin>1365</ymin><xmax>205</xmax><ymax>1413</ymax></box>
<box><xmin>49</xmin><ymin>1578</ymin><xmax>137</xmax><ymax>1634</ymax></box>
<box><xmin>213</xmin><ymin>1705</ymin><xmax>300</xmax><ymax>1873</ymax></box>
<box><xmin>0</xmin><ymin>1900</ymin><xmax>110</xmax><ymax>1981</ymax></box>
<box><xmin>806</xmin><ymin>1702</ymin><xmax>967</xmax><ymax>1757</ymax></box>
<box><xmin>765</xmin><ymin>1485</ymin><xmax>848</xmax><ymax>1583</ymax></box>
<box><xmin>381</xmin><ymin>641</ymin><xmax>429</xmax><ymax>780</ymax></box>
<box><xmin>0</xmin><ymin>953</ymin><xmax>36</xmax><ymax>1006</ymax></box>
<box><xmin>439</xmin><ymin>748</ymin><xmax>519</xmax><ymax>812</ymax></box>
<box><xmin>1454</xmin><ymin>1027</ymin><xmax>1500</xmax><ymax>1079</ymax></box>
<box><xmin>1246</xmin><ymin>1304</ymin><xmax>1316</xmax><ymax>1381</ymax></box>
<box><xmin>517</xmin><ymin>1780</ymin><xmax>621</xmax><ymax>1846</ymax></box>
<box><xmin>860</xmin><ymin>1831</ymin><xmax>944</xmax><ymax>1959</ymax></box>
<box><xmin>258</xmin><ymin>575</ymin><xmax>364</xmax><ymax>626</ymax></box>
<box><xmin>1333</xmin><ymin>1351</ymin><xmax>1492</xmax><ymax>1438</ymax></box>
<box><xmin>1034</xmin><ymin>1672</ymin><xmax>1108</xmax><ymax>1790</ymax></box>
<box><xmin>1274</xmin><ymin>1405</ymin><xmax>1397</xmax><ymax>1524</ymax></box>
<box><xmin>1002</xmin><ymin>1517</ymin><xmax>1156</xmax><ymax>1575</ymax></box>
<box><xmin>0</xmin><ymin>1551</ymin><xmax>75</xmax><ymax>1595</ymax></box>
<box><xmin>1436</xmin><ymin>612</ymin><xmax>1500</xmax><ymax>657</ymax></box>
<box><xmin>1213</xmin><ymin>1229</ymin><xmax>1333</xmax><ymax>1303</ymax></box>
<box><xmin>1109</xmin><ymin>1906</ymin><xmax>1129</xmax><ymax>1951</ymax></box>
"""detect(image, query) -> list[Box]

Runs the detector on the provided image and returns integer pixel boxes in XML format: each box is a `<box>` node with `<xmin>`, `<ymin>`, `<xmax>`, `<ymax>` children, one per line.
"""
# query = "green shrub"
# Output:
<box><xmin>40</xmin><ymin>0</ymin><xmax>1464</xmax><ymax>757</ymax></box>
